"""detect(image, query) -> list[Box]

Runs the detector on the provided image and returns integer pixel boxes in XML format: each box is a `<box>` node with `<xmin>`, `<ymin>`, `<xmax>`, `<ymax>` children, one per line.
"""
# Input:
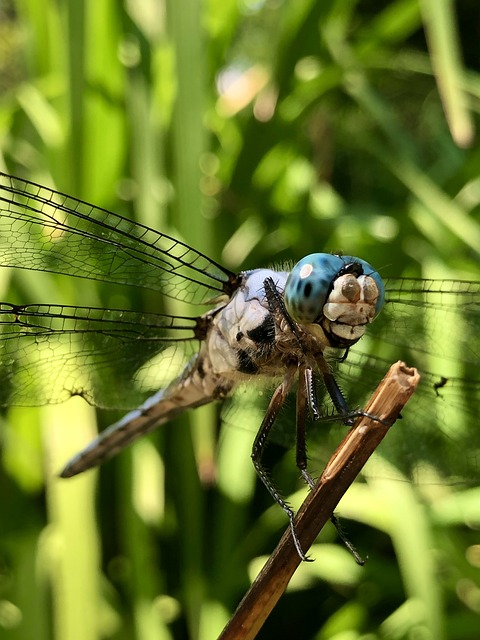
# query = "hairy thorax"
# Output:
<box><xmin>202</xmin><ymin>269</ymin><xmax>329</xmax><ymax>382</ymax></box>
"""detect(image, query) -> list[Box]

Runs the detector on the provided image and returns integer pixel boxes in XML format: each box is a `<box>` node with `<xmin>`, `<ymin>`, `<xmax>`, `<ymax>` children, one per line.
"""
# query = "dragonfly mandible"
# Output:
<box><xmin>0</xmin><ymin>173</ymin><xmax>479</xmax><ymax>558</ymax></box>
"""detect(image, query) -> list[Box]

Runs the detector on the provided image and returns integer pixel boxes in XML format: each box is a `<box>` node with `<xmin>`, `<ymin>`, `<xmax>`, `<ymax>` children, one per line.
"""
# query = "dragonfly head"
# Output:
<box><xmin>284</xmin><ymin>253</ymin><xmax>385</xmax><ymax>347</ymax></box>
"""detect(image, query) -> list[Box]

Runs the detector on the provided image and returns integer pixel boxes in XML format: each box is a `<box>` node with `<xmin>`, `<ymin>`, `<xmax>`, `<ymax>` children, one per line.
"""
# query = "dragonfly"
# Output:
<box><xmin>0</xmin><ymin>172</ymin><xmax>479</xmax><ymax>559</ymax></box>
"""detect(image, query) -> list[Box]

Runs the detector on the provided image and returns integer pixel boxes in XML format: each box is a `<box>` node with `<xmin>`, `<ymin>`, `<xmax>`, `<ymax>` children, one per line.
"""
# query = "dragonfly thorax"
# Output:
<box><xmin>205</xmin><ymin>269</ymin><xmax>287</xmax><ymax>378</ymax></box>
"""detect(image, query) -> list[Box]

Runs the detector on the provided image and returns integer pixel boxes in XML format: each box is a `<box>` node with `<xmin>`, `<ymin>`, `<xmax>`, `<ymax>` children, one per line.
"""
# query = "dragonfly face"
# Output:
<box><xmin>284</xmin><ymin>253</ymin><xmax>385</xmax><ymax>347</ymax></box>
<box><xmin>0</xmin><ymin>172</ymin><xmax>479</xmax><ymax>494</ymax></box>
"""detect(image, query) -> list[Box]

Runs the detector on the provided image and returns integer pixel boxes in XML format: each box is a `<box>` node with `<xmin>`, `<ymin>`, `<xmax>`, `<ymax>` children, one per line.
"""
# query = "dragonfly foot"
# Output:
<box><xmin>299</xmin><ymin>471</ymin><xmax>365</xmax><ymax>565</ymax></box>
<box><xmin>300</xmin><ymin>468</ymin><xmax>316</xmax><ymax>490</ymax></box>
<box><xmin>330</xmin><ymin>514</ymin><xmax>366</xmax><ymax>566</ymax></box>
<box><xmin>357</xmin><ymin>410</ymin><xmax>394</xmax><ymax>428</ymax></box>
<box><xmin>289</xmin><ymin>516</ymin><xmax>313</xmax><ymax>562</ymax></box>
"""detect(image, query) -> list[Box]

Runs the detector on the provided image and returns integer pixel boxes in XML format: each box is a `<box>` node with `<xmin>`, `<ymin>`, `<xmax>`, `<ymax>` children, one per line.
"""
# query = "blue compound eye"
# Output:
<box><xmin>284</xmin><ymin>253</ymin><xmax>385</xmax><ymax>324</ymax></box>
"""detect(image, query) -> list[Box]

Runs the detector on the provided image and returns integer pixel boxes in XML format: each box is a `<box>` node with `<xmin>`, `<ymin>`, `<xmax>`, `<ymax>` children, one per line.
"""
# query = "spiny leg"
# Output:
<box><xmin>330</xmin><ymin>514</ymin><xmax>366</xmax><ymax>565</ymax></box>
<box><xmin>263</xmin><ymin>276</ymin><xmax>366</xmax><ymax>562</ymax></box>
<box><xmin>299</xmin><ymin>363</ymin><xmax>366</xmax><ymax>565</ymax></box>
<box><xmin>295</xmin><ymin>365</ymin><xmax>316</xmax><ymax>488</ymax></box>
<box><xmin>265</xmin><ymin>275</ymin><xmax>356</xmax><ymax>426</ymax></box>
<box><xmin>264</xmin><ymin>276</ymin><xmax>318</xmax><ymax>485</ymax></box>
<box><xmin>264</xmin><ymin>276</ymin><xmax>304</xmax><ymax>346</ymax></box>
<box><xmin>319</xmin><ymin>356</ymin><xmax>387</xmax><ymax>428</ymax></box>
<box><xmin>251</xmin><ymin>367</ymin><xmax>312</xmax><ymax>561</ymax></box>
<box><xmin>321</xmin><ymin>366</ymin><xmax>351</xmax><ymax>419</ymax></box>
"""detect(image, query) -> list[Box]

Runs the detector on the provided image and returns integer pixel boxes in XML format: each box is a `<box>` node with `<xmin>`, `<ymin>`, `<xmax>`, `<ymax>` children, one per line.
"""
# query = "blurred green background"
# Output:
<box><xmin>1</xmin><ymin>0</ymin><xmax>480</xmax><ymax>638</ymax></box>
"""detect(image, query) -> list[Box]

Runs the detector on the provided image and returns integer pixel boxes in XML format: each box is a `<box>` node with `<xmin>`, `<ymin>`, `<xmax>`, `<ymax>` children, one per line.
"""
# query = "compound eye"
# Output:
<box><xmin>284</xmin><ymin>253</ymin><xmax>385</xmax><ymax>324</ymax></box>
<box><xmin>284</xmin><ymin>254</ymin><xmax>336</xmax><ymax>323</ymax></box>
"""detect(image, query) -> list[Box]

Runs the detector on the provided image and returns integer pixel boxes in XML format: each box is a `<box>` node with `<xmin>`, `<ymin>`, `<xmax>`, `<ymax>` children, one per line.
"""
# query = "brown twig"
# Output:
<box><xmin>218</xmin><ymin>361</ymin><xmax>421</xmax><ymax>640</ymax></box>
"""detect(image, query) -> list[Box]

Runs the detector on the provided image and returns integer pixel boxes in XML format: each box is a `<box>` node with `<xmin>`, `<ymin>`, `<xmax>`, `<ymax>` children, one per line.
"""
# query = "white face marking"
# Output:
<box><xmin>321</xmin><ymin>273</ymin><xmax>380</xmax><ymax>344</ymax></box>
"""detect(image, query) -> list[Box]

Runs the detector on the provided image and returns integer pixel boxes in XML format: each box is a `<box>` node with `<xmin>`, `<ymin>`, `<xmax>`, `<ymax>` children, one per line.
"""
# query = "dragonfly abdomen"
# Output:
<box><xmin>60</xmin><ymin>355</ymin><xmax>234</xmax><ymax>478</ymax></box>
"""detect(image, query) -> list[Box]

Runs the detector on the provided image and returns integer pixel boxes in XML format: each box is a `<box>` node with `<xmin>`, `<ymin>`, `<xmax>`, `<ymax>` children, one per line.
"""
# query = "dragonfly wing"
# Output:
<box><xmin>349</xmin><ymin>278</ymin><xmax>480</xmax><ymax>383</ymax></box>
<box><xmin>0</xmin><ymin>173</ymin><xmax>240</xmax><ymax>303</ymax></box>
<box><xmin>328</xmin><ymin>278</ymin><xmax>480</xmax><ymax>485</ymax></box>
<box><xmin>0</xmin><ymin>303</ymin><xmax>200</xmax><ymax>409</ymax></box>
<box><xmin>379</xmin><ymin>278</ymin><xmax>480</xmax><ymax>366</ymax></box>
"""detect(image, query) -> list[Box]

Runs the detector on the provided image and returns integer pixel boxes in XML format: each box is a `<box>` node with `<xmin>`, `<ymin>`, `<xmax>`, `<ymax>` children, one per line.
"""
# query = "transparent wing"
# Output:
<box><xmin>334</xmin><ymin>279</ymin><xmax>480</xmax><ymax>485</ymax></box>
<box><xmin>375</xmin><ymin>278</ymin><xmax>480</xmax><ymax>367</ymax></box>
<box><xmin>0</xmin><ymin>303</ymin><xmax>200</xmax><ymax>409</ymax></box>
<box><xmin>0</xmin><ymin>173</ymin><xmax>239</xmax><ymax>303</ymax></box>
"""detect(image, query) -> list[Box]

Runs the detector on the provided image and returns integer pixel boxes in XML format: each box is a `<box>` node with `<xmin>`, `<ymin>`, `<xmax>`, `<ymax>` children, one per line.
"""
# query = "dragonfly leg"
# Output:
<box><xmin>304</xmin><ymin>365</ymin><xmax>320</xmax><ymax>420</ymax></box>
<box><xmin>319</xmin><ymin>358</ymin><xmax>392</xmax><ymax>429</ymax></box>
<box><xmin>322</xmin><ymin>367</ymin><xmax>351</xmax><ymax>420</ymax></box>
<box><xmin>251</xmin><ymin>367</ymin><xmax>312</xmax><ymax>562</ymax></box>
<box><xmin>299</xmin><ymin>365</ymin><xmax>366</xmax><ymax>565</ymax></box>
<box><xmin>263</xmin><ymin>276</ymin><xmax>365</xmax><ymax>562</ymax></box>
<box><xmin>264</xmin><ymin>276</ymin><xmax>304</xmax><ymax>345</ymax></box>
<box><xmin>330</xmin><ymin>514</ymin><xmax>366</xmax><ymax>565</ymax></box>
<box><xmin>295</xmin><ymin>365</ymin><xmax>315</xmax><ymax>488</ymax></box>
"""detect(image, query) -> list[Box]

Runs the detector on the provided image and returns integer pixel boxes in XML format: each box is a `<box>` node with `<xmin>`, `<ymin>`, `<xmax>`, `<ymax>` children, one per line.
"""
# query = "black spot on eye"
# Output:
<box><xmin>304</xmin><ymin>282</ymin><xmax>312</xmax><ymax>298</ymax></box>
<box><xmin>236</xmin><ymin>331</ymin><xmax>244</xmax><ymax>341</ymax></box>
<box><xmin>237</xmin><ymin>349</ymin><xmax>258</xmax><ymax>374</ymax></box>
<box><xmin>247</xmin><ymin>315</ymin><xmax>275</xmax><ymax>344</ymax></box>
